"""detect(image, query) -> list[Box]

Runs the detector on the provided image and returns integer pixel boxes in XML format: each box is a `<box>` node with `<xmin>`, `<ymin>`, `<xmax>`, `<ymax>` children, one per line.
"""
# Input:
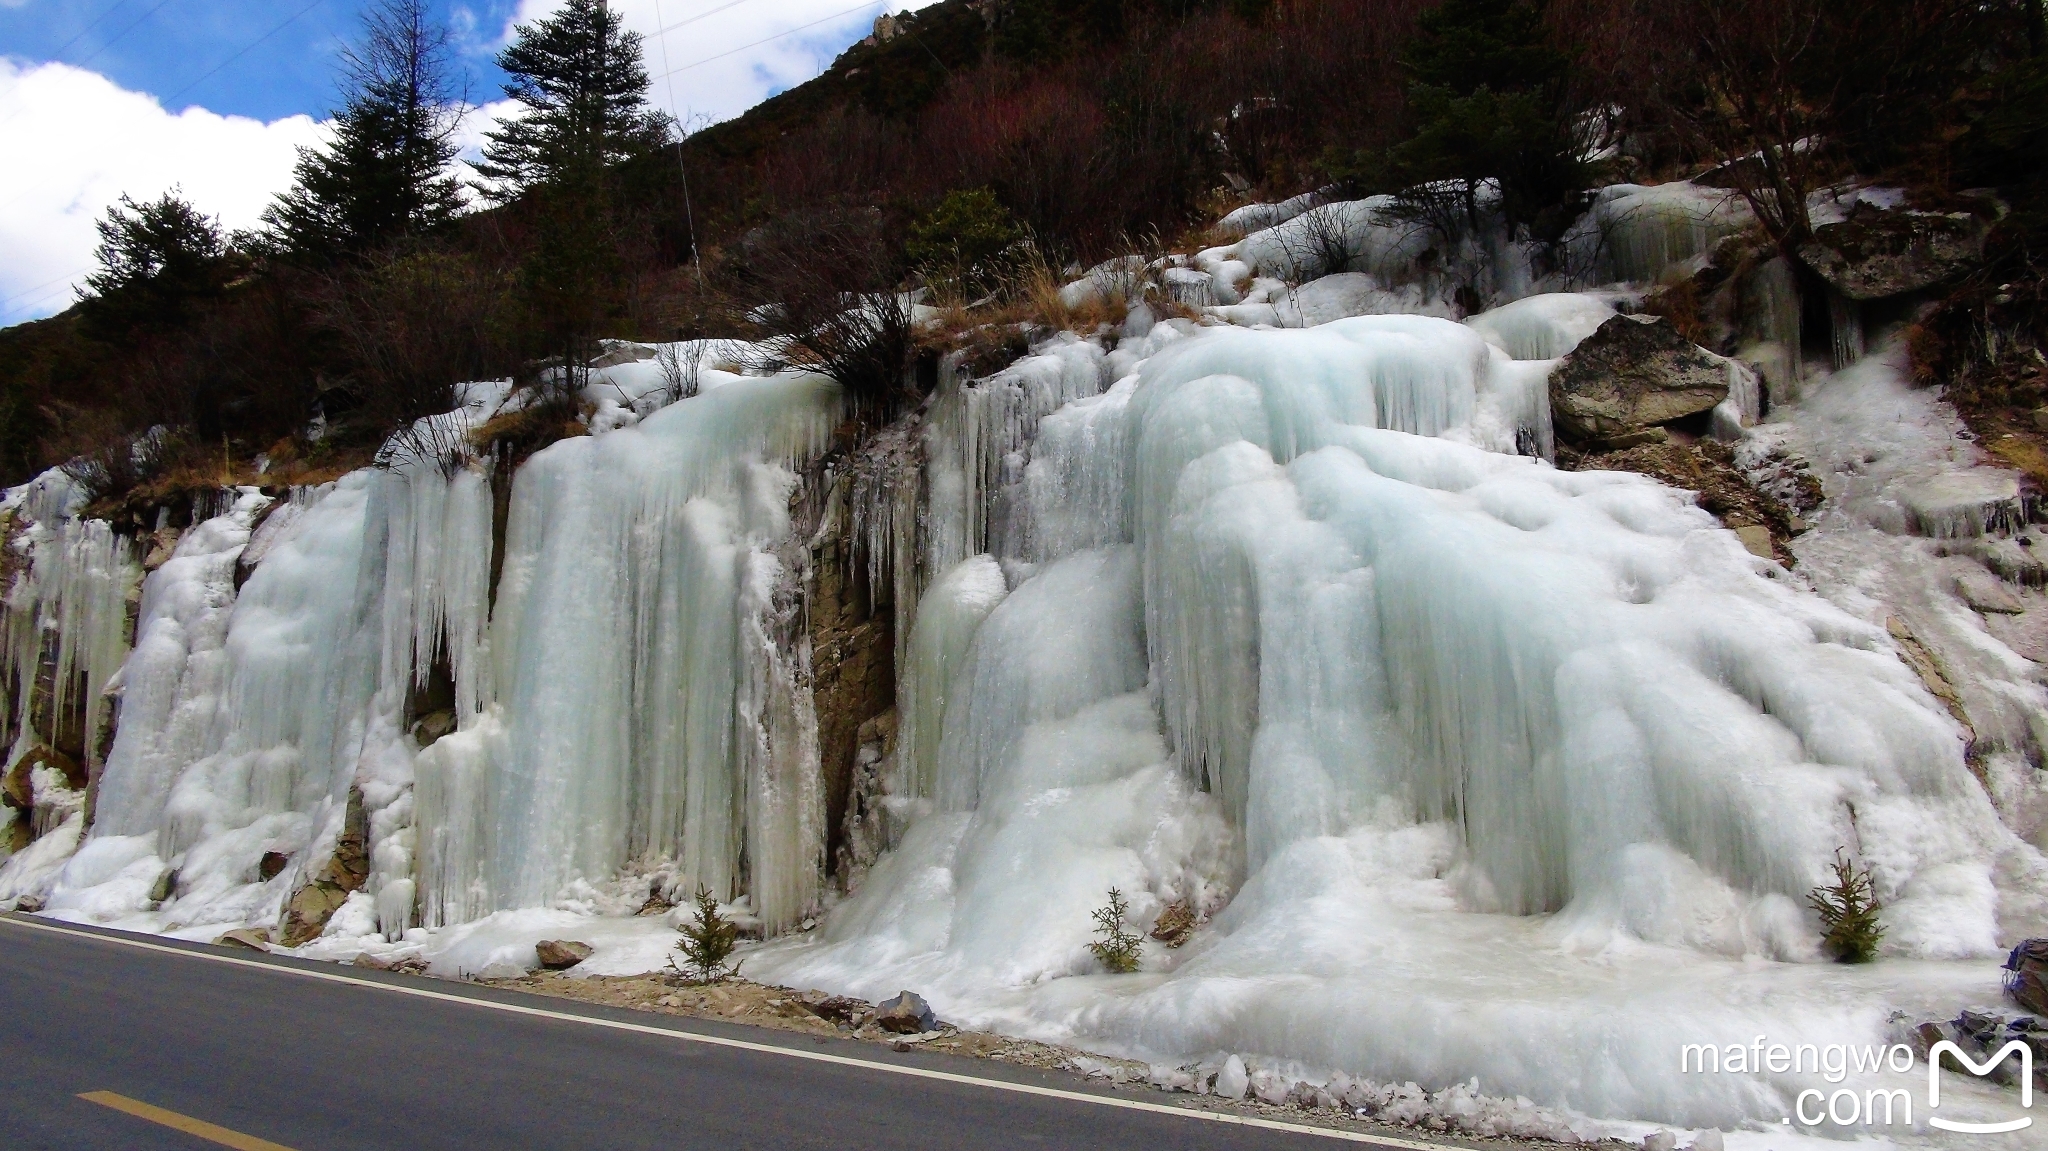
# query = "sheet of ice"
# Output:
<box><xmin>415</xmin><ymin>371</ymin><xmax>841</xmax><ymax>934</ymax></box>
<box><xmin>1754</xmin><ymin>342</ymin><xmax>2048</xmax><ymax>857</ymax></box>
<box><xmin>1466</xmin><ymin>292</ymin><xmax>1625</xmax><ymax>360</ymax></box>
<box><xmin>1215</xmin><ymin>190</ymin><xmax>1326</xmax><ymax>240</ymax></box>
<box><xmin>1207</xmin><ymin>272</ymin><xmax>1459</xmax><ymax>328</ymax></box>
<box><xmin>1562</xmin><ymin>183</ymin><xmax>1753</xmax><ymax>286</ymax></box>
<box><xmin>750</xmin><ymin>310</ymin><xmax>2045</xmax><ymax>1136</ymax></box>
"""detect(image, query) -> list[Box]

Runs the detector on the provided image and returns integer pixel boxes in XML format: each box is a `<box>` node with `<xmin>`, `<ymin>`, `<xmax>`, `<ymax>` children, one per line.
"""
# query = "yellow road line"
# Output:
<box><xmin>79</xmin><ymin>1090</ymin><xmax>301</xmax><ymax>1151</ymax></box>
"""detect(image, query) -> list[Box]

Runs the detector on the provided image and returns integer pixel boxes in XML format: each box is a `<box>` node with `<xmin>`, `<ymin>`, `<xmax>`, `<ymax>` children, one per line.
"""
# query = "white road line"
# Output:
<box><xmin>3</xmin><ymin>915</ymin><xmax>1444</xmax><ymax>1148</ymax></box>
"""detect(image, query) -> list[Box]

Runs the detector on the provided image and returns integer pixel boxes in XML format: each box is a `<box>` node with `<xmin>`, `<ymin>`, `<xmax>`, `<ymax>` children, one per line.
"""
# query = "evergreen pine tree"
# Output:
<box><xmin>262</xmin><ymin>0</ymin><xmax>466</xmax><ymax>263</ymax></box>
<box><xmin>78</xmin><ymin>189</ymin><xmax>234</xmax><ymax>338</ymax></box>
<box><xmin>1372</xmin><ymin>0</ymin><xmax>1592</xmax><ymax>243</ymax></box>
<box><xmin>473</xmin><ymin>0</ymin><xmax>667</xmax><ymax>201</ymax></box>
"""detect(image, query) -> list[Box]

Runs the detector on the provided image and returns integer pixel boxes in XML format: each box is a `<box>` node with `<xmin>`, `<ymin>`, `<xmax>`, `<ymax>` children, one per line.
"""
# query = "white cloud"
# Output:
<box><xmin>494</xmin><ymin>0</ymin><xmax>933</xmax><ymax>129</ymax></box>
<box><xmin>0</xmin><ymin>59</ymin><xmax>327</xmax><ymax>325</ymax></box>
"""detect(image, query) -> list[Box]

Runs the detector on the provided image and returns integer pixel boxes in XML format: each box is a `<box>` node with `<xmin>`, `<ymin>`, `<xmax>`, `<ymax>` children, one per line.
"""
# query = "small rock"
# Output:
<box><xmin>1691</xmin><ymin>1129</ymin><xmax>1725</xmax><ymax>1151</ymax></box>
<box><xmin>2032</xmin><ymin>408</ymin><xmax>2048</xmax><ymax>433</ymax></box>
<box><xmin>411</xmin><ymin>710</ymin><xmax>457</xmax><ymax>748</ymax></box>
<box><xmin>1149</xmin><ymin>901</ymin><xmax>1197</xmax><ymax>948</ymax></box>
<box><xmin>214</xmin><ymin>927</ymin><xmax>272</xmax><ymax>951</ymax></box>
<box><xmin>535</xmin><ymin>939</ymin><xmax>594</xmax><ymax>970</ymax></box>
<box><xmin>352</xmin><ymin>951</ymin><xmax>405</xmax><ymax>971</ymax></box>
<box><xmin>1733</xmin><ymin>525</ymin><xmax>1775</xmax><ymax>560</ymax></box>
<box><xmin>798</xmin><ymin>991</ymin><xmax>867</xmax><ymax>1024</ymax></box>
<box><xmin>1249</xmin><ymin>1068</ymin><xmax>1292</xmax><ymax>1105</ymax></box>
<box><xmin>1214</xmin><ymin>1055</ymin><xmax>1249</xmax><ymax>1100</ymax></box>
<box><xmin>1644</xmin><ymin>1131</ymin><xmax>1678</xmax><ymax>1151</ymax></box>
<box><xmin>258</xmin><ymin>851</ymin><xmax>290</xmax><ymax>881</ymax></box>
<box><xmin>13</xmin><ymin>894</ymin><xmax>45</xmax><ymax>914</ymax></box>
<box><xmin>874</xmin><ymin>990</ymin><xmax>936</xmax><ymax>1034</ymax></box>
<box><xmin>148</xmin><ymin>868</ymin><xmax>176</xmax><ymax>903</ymax></box>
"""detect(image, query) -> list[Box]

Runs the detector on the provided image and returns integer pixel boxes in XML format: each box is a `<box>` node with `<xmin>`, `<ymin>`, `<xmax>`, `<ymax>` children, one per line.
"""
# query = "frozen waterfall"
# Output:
<box><xmin>3</xmin><ymin>193</ymin><xmax>2044</xmax><ymax>1137</ymax></box>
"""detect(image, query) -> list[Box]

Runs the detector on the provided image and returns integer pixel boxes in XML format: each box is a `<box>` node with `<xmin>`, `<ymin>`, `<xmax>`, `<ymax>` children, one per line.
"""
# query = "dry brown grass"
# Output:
<box><xmin>469</xmin><ymin>395</ymin><xmax>592</xmax><ymax>464</ymax></box>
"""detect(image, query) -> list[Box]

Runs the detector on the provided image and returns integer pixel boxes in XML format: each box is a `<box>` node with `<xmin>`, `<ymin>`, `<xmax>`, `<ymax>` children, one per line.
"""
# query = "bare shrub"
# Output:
<box><xmin>655</xmin><ymin>339</ymin><xmax>704</xmax><ymax>403</ymax></box>
<box><xmin>733</xmin><ymin>206</ymin><xmax>919</xmax><ymax>414</ymax></box>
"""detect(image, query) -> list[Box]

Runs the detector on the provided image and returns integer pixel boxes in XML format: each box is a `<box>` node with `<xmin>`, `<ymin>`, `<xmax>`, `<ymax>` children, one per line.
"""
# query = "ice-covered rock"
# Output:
<box><xmin>1548</xmin><ymin>314</ymin><xmax>1735</xmax><ymax>446</ymax></box>
<box><xmin>1213</xmin><ymin>1055</ymin><xmax>1249</xmax><ymax>1100</ymax></box>
<box><xmin>1798</xmin><ymin>202</ymin><xmax>1988</xmax><ymax>301</ymax></box>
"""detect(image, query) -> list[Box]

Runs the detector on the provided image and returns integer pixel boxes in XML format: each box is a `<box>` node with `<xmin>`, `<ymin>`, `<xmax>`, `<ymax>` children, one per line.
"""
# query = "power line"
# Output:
<box><xmin>160</xmin><ymin>0</ymin><xmax>328</xmax><ymax>109</ymax></box>
<box><xmin>651</xmin><ymin>0</ymin><xmax>708</xmax><ymax>296</ymax></box>
<box><xmin>0</xmin><ymin>267</ymin><xmax>94</xmax><ymax>315</ymax></box>
<box><xmin>44</xmin><ymin>0</ymin><xmax>136</xmax><ymax>64</ymax></box>
<box><xmin>653</xmin><ymin>1</ymin><xmax>879</xmax><ymax>80</ymax></box>
<box><xmin>651</xmin><ymin>0</ymin><xmax>756</xmax><ymax>38</ymax></box>
<box><xmin>68</xmin><ymin>0</ymin><xmax>181</xmax><ymax>74</ymax></box>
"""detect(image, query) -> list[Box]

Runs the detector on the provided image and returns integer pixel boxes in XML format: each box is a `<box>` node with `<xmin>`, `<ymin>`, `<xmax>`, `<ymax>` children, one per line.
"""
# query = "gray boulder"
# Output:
<box><xmin>535</xmin><ymin>939</ymin><xmax>594</xmax><ymax>969</ymax></box>
<box><xmin>1799</xmin><ymin>204</ymin><xmax>1987</xmax><ymax>301</ymax></box>
<box><xmin>1548</xmin><ymin>314</ymin><xmax>1732</xmax><ymax>448</ymax></box>
<box><xmin>874</xmin><ymin>989</ymin><xmax>937</xmax><ymax>1034</ymax></box>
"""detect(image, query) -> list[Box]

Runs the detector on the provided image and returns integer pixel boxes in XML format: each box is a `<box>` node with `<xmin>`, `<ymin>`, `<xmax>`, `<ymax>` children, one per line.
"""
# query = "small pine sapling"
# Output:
<box><xmin>1088</xmin><ymin>887</ymin><xmax>1144</xmax><ymax>974</ymax></box>
<box><xmin>670</xmin><ymin>884</ymin><xmax>740</xmax><ymax>983</ymax></box>
<box><xmin>1809</xmin><ymin>848</ymin><xmax>1884</xmax><ymax>963</ymax></box>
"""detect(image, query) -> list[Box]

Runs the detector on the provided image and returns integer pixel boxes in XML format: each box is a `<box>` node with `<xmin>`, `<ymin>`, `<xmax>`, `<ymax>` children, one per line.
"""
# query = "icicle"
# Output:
<box><xmin>1828</xmin><ymin>289</ymin><xmax>1865</xmax><ymax>370</ymax></box>
<box><xmin>0</xmin><ymin>511</ymin><xmax>139</xmax><ymax>778</ymax></box>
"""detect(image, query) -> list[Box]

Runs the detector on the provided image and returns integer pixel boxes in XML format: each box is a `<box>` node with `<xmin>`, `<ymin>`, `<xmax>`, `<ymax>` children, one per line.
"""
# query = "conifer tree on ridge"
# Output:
<box><xmin>262</xmin><ymin>0</ymin><xmax>467</xmax><ymax>262</ymax></box>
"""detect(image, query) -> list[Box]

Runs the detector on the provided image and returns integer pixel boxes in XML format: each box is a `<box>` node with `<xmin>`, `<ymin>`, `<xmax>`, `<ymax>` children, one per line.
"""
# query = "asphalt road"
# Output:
<box><xmin>0</xmin><ymin>914</ymin><xmax>1422</xmax><ymax>1151</ymax></box>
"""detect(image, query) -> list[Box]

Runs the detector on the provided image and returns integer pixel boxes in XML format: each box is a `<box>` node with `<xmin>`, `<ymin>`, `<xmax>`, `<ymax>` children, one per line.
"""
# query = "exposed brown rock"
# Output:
<box><xmin>796</xmin><ymin>438</ymin><xmax>902</xmax><ymax>881</ymax></box>
<box><xmin>1799</xmin><ymin>203</ymin><xmax>1987</xmax><ymax>301</ymax></box>
<box><xmin>4</xmin><ymin>743</ymin><xmax>83</xmax><ymax>812</ymax></box>
<box><xmin>1559</xmin><ymin>438</ymin><xmax>1802</xmax><ymax>564</ymax></box>
<box><xmin>1150</xmin><ymin>901</ymin><xmax>1198</xmax><ymax>948</ymax></box>
<box><xmin>1887</xmin><ymin>615</ymin><xmax>1976</xmax><ymax>759</ymax></box>
<box><xmin>536</xmin><ymin>939</ymin><xmax>595</xmax><ymax>969</ymax></box>
<box><xmin>214</xmin><ymin>927</ymin><xmax>273</xmax><ymax>951</ymax></box>
<box><xmin>278</xmin><ymin>785</ymin><xmax>372</xmax><ymax>946</ymax></box>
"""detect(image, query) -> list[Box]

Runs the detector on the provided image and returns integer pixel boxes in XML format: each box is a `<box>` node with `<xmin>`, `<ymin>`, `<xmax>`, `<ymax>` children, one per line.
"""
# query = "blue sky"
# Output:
<box><xmin>0</xmin><ymin>0</ymin><xmax>934</xmax><ymax>324</ymax></box>
<box><xmin>0</xmin><ymin>0</ymin><xmax>511</xmax><ymax>123</ymax></box>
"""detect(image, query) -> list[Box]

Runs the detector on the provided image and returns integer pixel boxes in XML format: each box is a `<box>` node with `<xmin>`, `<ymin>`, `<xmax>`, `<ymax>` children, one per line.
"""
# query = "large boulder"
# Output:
<box><xmin>1798</xmin><ymin>203</ymin><xmax>1987</xmax><ymax>301</ymax></box>
<box><xmin>1548</xmin><ymin>314</ymin><xmax>1733</xmax><ymax>448</ymax></box>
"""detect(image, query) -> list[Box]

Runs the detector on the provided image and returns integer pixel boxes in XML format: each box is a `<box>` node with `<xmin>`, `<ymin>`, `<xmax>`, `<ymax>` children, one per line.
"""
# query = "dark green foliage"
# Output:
<box><xmin>1957</xmin><ymin>57</ymin><xmax>2048</xmax><ymax>248</ymax></box>
<box><xmin>996</xmin><ymin>0</ymin><xmax>1058</xmax><ymax>63</ymax></box>
<box><xmin>261</xmin><ymin>0</ymin><xmax>466</xmax><ymax>263</ymax></box>
<box><xmin>78</xmin><ymin>191</ymin><xmax>236</xmax><ymax>338</ymax></box>
<box><xmin>1354</xmin><ymin>0</ymin><xmax>1592</xmax><ymax>243</ymax></box>
<box><xmin>1809</xmin><ymin>849</ymin><xmax>1884</xmax><ymax>963</ymax></box>
<box><xmin>475</xmin><ymin>0</ymin><xmax>668</xmax><ymax>199</ymax></box>
<box><xmin>905</xmin><ymin>189</ymin><xmax>1027</xmax><ymax>300</ymax></box>
<box><xmin>1088</xmin><ymin>887</ymin><xmax>1144</xmax><ymax>974</ymax></box>
<box><xmin>671</xmin><ymin>884</ymin><xmax>741</xmax><ymax>983</ymax></box>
